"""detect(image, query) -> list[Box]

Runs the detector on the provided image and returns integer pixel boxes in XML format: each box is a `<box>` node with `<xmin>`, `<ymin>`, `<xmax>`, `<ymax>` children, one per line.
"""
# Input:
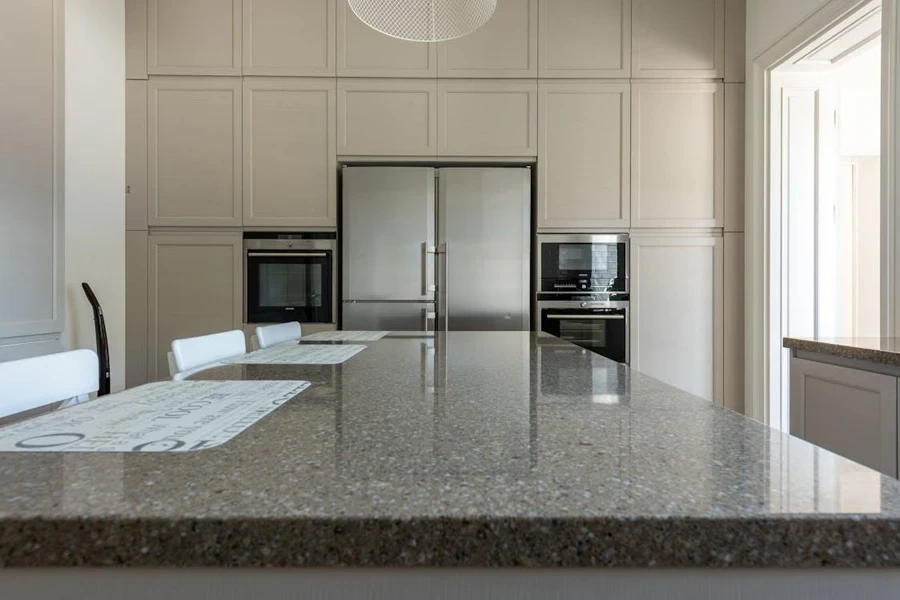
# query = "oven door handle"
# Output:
<box><xmin>546</xmin><ymin>315</ymin><xmax>625</xmax><ymax>320</ymax></box>
<box><xmin>247</xmin><ymin>252</ymin><xmax>328</xmax><ymax>258</ymax></box>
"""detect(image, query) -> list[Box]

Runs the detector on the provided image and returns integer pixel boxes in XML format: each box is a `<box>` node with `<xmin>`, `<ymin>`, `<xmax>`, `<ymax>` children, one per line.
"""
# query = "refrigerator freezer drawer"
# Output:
<box><xmin>342</xmin><ymin>302</ymin><xmax>436</xmax><ymax>332</ymax></box>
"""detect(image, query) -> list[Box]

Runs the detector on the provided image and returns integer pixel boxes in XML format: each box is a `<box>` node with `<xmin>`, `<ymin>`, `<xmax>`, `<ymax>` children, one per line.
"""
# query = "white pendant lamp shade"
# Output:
<box><xmin>347</xmin><ymin>0</ymin><xmax>498</xmax><ymax>43</ymax></box>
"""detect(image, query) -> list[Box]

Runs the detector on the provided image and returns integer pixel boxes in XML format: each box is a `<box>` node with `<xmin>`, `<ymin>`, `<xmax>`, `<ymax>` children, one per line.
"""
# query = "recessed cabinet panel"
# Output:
<box><xmin>437</xmin><ymin>80</ymin><xmax>537</xmax><ymax>156</ymax></box>
<box><xmin>243</xmin><ymin>78</ymin><xmax>337</xmax><ymax>227</ymax></box>
<box><xmin>538</xmin><ymin>0</ymin><xmax>631</xmax><ymax>78</ymax></box>
<box><xmin>148</xmin><ymin>233</ymin><xmax>242</xmax><ymax>381</ymax></box>
<box><xmin>537</xmin><ymin>82</ymin><xmax>630</xmax><ymax>229</ymax></box>
<box><xmin>438</xmin><ymin>0</ymin><xmax>538</xmax><ymax>78</ymax></box>
<box><xmin>632</xmin><ymin>82</ymin><xmax>723</xmax><ymax>228</ymax></box>
<box><xmin>631</xmin><ymin>235</ymin><xmax>724</xmax><ymax>404</ymax></box>
<box><xmin>338</xmin><ymin>79</ymin><xmax>438</xmax><ymax>156</ymax></box>
<box><xmin>725</xmin><ymin>83</ymin><xmax>745</xmax><ymax>232</ymax></box>
<box><xmin>148</xmin><ymin>77</ymin><xmax>242</xmax><ymax>226</ymax></box>
<box><xmin>337</xmin><ymin>1</ymin><xmax>436</xmax><ymax>77</ymax></box>
<box><xmin>243</xmin><ymin>0</ymin><xmax>336</xmax><ymax>76</ymax></box>
<box><xmin>148</xmin><ymin>0</ymin><xmax>242</xmax><ymax>76</ymax></box>
<box><xmin>633</xmin><ymin>0</ymin><xmax>724</xmax><ymax>78</ymax></box>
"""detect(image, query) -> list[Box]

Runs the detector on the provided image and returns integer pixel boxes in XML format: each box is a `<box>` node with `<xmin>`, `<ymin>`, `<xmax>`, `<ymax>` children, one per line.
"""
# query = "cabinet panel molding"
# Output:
<box><xmin>437</xmin><ymin>80</ymin><xmax>537</xmax><ymax>157</ymax></box>
<box><xmin>243</xmin><ymin>0</ymin><xmax>336</xmax><ymax>76</ymax></box>
<box><xmin>148</xmin><ymin>0</ymin><xmax>242</xmax><ymax>76</ymax></box>
<box><xmin>632</xmin><ymin>82</ymin><xmax>724</xmax><ymax>229</ymax></box>
<box><xmin>632</xmin><ymin>0</ymin><xmax>724</xmax><ymax>78</ymax></box>
<box><xmin>243</xmin><ymin>78</ymin><xmax>337</xmax><ymax>227</ymax></box>
<box><xmin>148</xmin><ymin>77</ymin><xmax>243</xmax><ymax>227</ymax></box>
<box><xmin>537</xmin><ymin>81</ymin><xmax>630</xmax><ymax>230</ymax></box>
<box><xmin>538</xmin><ymin>0</ymin><xmax>631</xmax><ymax>78</ymax></box>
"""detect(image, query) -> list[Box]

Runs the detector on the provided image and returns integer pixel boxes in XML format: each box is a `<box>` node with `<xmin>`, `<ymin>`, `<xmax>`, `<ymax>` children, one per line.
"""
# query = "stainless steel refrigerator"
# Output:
<box><xmin>341</xmin><ymin>166</ymin><xmax>531</xmax><ymax>331</ymax></box>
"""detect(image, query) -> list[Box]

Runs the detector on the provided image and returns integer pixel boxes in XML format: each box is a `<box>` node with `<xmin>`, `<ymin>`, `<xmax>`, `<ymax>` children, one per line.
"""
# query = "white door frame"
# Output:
<box><xmin>746</xmin><ymin>0</ymin><xmax>897</xmax><ymax>424</ymax></box>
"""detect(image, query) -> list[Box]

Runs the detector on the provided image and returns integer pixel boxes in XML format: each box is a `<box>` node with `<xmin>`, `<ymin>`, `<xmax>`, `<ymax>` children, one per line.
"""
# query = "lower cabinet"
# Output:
<box><xmin>790</xmin><ymin>357</ymin><xmax>898</xmax><ymax>478</ymax></box>
<box><xmin>147</xmin><ymin>232</ymin><xmax>243</xmax><ymax>381</ymax></box>
<box><xmin>630</xmin><ymin>235</ymin><xmax>724</xmax><ymax>404</ymax></box>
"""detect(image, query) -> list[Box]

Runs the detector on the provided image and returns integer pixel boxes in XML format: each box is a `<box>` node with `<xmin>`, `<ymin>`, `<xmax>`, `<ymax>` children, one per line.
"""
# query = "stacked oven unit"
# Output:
<box><xmin>535</xmin><ymin>235</ymin><xmax>630</xmax><ymax>364</ymax></box>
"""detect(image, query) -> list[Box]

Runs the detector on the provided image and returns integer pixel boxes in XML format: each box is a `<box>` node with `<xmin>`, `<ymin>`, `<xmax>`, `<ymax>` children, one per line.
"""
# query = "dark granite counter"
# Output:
<box><xmin>3</xmin><ymin>332</ymin><xmax>900</xmax><ymax>567</ymax></box>
<box><xmin>784</xmin><ymin>336</ymin><xmax>900</xmax><ymax>368</ymax></box>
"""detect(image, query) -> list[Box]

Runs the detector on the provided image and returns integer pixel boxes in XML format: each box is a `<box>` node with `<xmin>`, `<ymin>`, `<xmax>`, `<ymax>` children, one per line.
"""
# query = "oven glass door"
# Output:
<box><xmin>541</xmin><ymin>242</ymin><xmax>627</xmax><ymax>292</ymax></box>
<box><xmin>540</xmin><ymin>309</ymin><xmax>627</xmax><ymax>363</ymax></box>
<box><xmin>246</xmin><ymin>251</ymin><xmax>332</xmax><ymax>323</ymax></box>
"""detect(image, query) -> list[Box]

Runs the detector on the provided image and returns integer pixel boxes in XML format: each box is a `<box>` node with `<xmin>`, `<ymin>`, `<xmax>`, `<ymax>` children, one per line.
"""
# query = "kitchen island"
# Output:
<box><xmin>3</xmin><ymin>332</ymin><xmax>900</xmax><ymax>597</ymax></box>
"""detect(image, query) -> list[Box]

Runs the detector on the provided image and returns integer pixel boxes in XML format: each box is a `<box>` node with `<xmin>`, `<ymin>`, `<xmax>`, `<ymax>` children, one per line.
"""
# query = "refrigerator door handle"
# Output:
<box><xmin>439</xmin><ymin>243</ymin><xmax>449</xmax><ymax>331</ymax></box>
<box><xmin>422</xmin><ymin>242</ymin><xmax>437</xmax><ymax>296</ymax></box>
<box><xmin>422</xmin><ymin>309</ymin><xmax>437</xmax><ymax>333</ymax></box>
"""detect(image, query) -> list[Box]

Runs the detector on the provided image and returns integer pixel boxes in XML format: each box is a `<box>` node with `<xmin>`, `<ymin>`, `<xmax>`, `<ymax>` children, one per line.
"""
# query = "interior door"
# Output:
<box><xmin>342</xmin><ymin>167</ymin><xmax>436</xmax><ymax>301</ymax></box>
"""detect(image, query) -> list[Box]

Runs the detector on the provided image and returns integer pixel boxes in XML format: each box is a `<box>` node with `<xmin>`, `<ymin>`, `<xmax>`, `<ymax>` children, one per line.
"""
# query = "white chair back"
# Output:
<box><xmin>255</xmin><ymin>322</ymin><xmax>302</xmax><ymax>349</ymax></box>
<box><xmin>0</xmin><ymin>350</ymin><xmax>99</xmax><ymax>419</ymax></box>
<box><xmin>170</xmin><ymin>330</ymin><xmax>246</xmax><ymax>376</ymax></box>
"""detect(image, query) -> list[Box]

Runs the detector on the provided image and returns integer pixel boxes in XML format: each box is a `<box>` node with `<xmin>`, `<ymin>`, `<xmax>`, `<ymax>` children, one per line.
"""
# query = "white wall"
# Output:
<box><xmin>747</xmin><ymin>0</ymin><xmax>832</xmax><ymax>60</ymax></box>
<box><xmin>65</xmin><ymin>0</ymin><xmax>126</xmax><ymax>392</ymax></box>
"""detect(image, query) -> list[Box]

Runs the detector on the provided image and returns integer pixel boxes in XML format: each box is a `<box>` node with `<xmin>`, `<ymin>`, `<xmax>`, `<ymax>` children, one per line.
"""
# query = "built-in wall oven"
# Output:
<box><xmin>536</xmin><ymin>234</ymin><xmax>630</xmax><ymax>364</ymax></box>
<box><xmin>244</xmin><ymin>233</ymin><xmax>337</xmax><ymax>325</ymax></box>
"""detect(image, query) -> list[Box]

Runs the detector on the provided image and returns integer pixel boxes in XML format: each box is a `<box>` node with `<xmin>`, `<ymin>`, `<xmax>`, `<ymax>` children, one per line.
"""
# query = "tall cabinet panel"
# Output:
<box><xmin>148</xmin><ymin>0</ymin><xmax>242</xmax><ymax>76</ymax></box>
<box><xmin>538</xmin><ymin>0</ymin><xmax>631</xmax><ymax>78</ymax></box>
<box><xmin>126</xmin><ymin>0</ymin><xmax>148</xmax><ymax>79</ymax></box>
<box><xmin>337</xmin><ymin>1</ymin><xmax>436</xmax><ymax>77</ymax></box>
<box><xmin>126</xmin><ymin>80</ymin><xmax>148</xmax><ymax>231</ymax></box>
<box><xmin>243</xmin><ymin>0</ymin><xmax>336</xmax><ymax>76</ymax></box>
<box><xmin>438</xmin><ymin>0</ymin><xmax>538</xmax><ymax>78</ymax></box>
<box><xmin>148</xmin><ymin>233</ymin><xmax>242</xmax><ymax>381</ymax></box>
<box><xmin>631</xmin><ymin>82</ymin><xmax>723</xmax><ymax>228</ymax></box>
<box><xmin>148</xmin><ymin>77</ymin><xmax>243</xmax><ymax>226</ymax></box>
<box><xmin>631</xmin><ymin>235</ymin><xmax>724</xmax><ymax>404</ymax></box>
<box><xmin>724</xmin><ymin>232</ymin><xmax>744</xmax><ymax>414</ymax></box>
<box><xmin>725</xmin><ymin>83</ymin><xmax>746</xmax><ymax>232</ymax></box>
<box><xmin>243</xmin><ymin>78</ymin><xmax>337</xmax><ymax>227</ymax></box>
<box><xmin>537</xmin><ymin>81</ymin><xmax>630</xmax><ymax>230</ymax></box>
<box><xmin>632</xmin><ymin>0</ymin><xmax>724</xmax><ymax>78</ymax></box>
<box><xmin>126</xmin><ymin>231</ymin><xmax>149</xmax><ymax>388</ymax></box>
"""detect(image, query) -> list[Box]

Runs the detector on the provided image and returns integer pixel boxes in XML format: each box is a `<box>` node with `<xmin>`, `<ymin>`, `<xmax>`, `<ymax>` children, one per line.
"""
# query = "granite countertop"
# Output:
<box><xmin>784</xmin><ymin>336</ymin><xmax>900</xmax><ymax>367</ymax></box>
<box><xmin>3</xmin><ymin>332</ymin><xmax>900</xmax><ymax>568</ymax></box>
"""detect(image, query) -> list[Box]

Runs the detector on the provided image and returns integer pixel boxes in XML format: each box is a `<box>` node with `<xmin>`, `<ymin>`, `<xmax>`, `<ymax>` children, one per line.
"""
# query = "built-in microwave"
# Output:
<box><xmin>243</xmin><ymin>233</ymin><xmax>337</xmax><ymax>324</ymax></box>
<box><xmin>537</xmin><ymin>234</ymin><xmax>629</xmax><ymax>294</ymax></box>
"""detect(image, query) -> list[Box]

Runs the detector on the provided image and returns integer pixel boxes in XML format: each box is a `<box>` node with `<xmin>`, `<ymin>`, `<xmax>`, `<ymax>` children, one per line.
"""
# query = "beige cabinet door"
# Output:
<box><xmin>126</xmin><ymin>80</ymin><xmax>148</xmax><ymax>231</ymax></box>
<box><xmin>148</xmin><ymin>233</ymin><xmax>243</xmax><ymax>381</ymax></box>
<box><xmin>148</xmin><ymin>0</ymin><xmax>242</xmax><ymax>75</ymax></box>
<box><xmin>538</xmin><ymin>0</ymin><xmax>631</xmax><ymax>78</ymax></box>
<box><xmin>337</xmin><ymin>1</ymin><xmax>436</xmax><ymax>77</ymax></box>
<box><xmin>537</xmin><ymin>81</ymin><xmax>630</xmax><ymax>230</ymax></box>
<box><xmin>437</xmin><ymin>80</ymin><xmax>537</xmax><ymax>157</ymax></box>
<box><xmin>724</xmin><ymin>232</ymin><xmax>744</xmax><ymax>414</ymax></box>
<box><xmin>338</xmin><ymin>79</ymin><xmax>438</xmax><ymax>156</ymax></box>
<box><xmin>126</xmin><ymin>231</ymin><xmax>149</xmax><ymax>388</ymax></box>
<box><xmin>243</xmin><ymin>78</ymin><xmax>337</xmax><ymax>228</ymax></box>
<box><xmin>790</xmin><ymin>357</ymin><xmax>898</xmax><ymax>478</ymax></box>
<box><xmin>632</xmin><ymin>0</ymin><xmax>724</xmax><ymax>78</ymax></box>
<box><xmin>724</xmin><ymin>0</ymin><xmax>746</xmax><ymax>82</ymax></box>
<box><xmin>437</xmin><ymin>0</ymin><xmax>538</xmax><ymax>78</ymax></box>
<box><xmin>725</xmin><ymin>83</ymin><xmax>745</xmax><ymax>232</ymax></box>
<box><xmin>630</xmin><ymin>235</ymin><xmax>724</xmax><ymax>404</ymax></box>
<box><xmin>148</xmin><ymin>77</ymin><xmax>242</xmax><ymax>227</ymax></box>
<box><xmin>243</xmin><ymin>0</ymin><xmax>335</xmax><ymax>76</ymax></box>
<box><xmin>631</xmin><ymin>82</ymin><xmax>723</xmax><ymax>228</ymax></box>
<box><xmin>126</xmin><ymin>0</ymin><xmax>148</xmax><ymax>79</ymax></box>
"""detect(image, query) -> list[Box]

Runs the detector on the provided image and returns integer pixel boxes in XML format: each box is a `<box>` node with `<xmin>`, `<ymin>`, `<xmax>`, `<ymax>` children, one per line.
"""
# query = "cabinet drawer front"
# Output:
<box><xmin>438</xmin><ymin>81</ymin><xmax>537</xmax><ymax>156</ymax></box>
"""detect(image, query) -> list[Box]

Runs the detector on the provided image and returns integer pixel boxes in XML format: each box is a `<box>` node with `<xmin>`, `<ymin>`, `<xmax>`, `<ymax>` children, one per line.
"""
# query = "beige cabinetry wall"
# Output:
<box><xmin>337</xmin><ymin>2</ymin><xmax>436</xmax><ymax>77</ymax></box>
<box><xmin>148</xmin><ymin>0</ymin><xmax>242</xmax><ymax>75</ymax></box>
<box><xmin>243</xmin><ymin>0</ymin><xmax>336</xmax><ymax>76</ymax></box>
<box><xmin>632</xmin><ymin>0</ymin><xmax>724</xmax><ymax>78</ymax></box>
<box><xmin>538</xmin><ymin>0</ymin><xmax>631</xmax><ymax>78</ymax></box>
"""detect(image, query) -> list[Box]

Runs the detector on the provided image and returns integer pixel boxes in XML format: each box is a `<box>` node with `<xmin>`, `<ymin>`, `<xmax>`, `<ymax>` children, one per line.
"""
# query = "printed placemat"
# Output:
<box><xmin>227</xmin><ymin>344</ymin><xmax>366</xmax><ymax>365</ymax></box>
<box><xmin>302</xmin><ymin>331</ymin><xmax>390</xmax><ymax>342</ymax></box>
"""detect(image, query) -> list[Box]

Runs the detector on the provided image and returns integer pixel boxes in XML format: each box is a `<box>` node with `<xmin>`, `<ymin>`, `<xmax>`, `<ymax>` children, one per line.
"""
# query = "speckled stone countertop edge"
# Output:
<box><xmin>783</xmin><ymin>337</ymin><xmax>900</xmax><ymax>368</ymax></box>
<box><xmin>3</xmin><ymin>515</ymin><xmax>900</xmax><ymax>568</ymax></box>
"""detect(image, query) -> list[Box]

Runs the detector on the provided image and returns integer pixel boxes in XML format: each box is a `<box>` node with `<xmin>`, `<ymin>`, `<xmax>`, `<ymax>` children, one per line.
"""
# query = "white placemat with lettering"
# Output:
<box><xmin>226</xmin><ymin>344</ymin><xmax>366</xmax><ymax>365</ymax></box>
<box><xmin>302</xmin><ymin>331</ymin><xmax>390</xmax><ymax>342</ymax></box>
<box><xmin>0</xmin><ymin>380</ymin><xmax>309</xmax><ymax>453</ymax></box>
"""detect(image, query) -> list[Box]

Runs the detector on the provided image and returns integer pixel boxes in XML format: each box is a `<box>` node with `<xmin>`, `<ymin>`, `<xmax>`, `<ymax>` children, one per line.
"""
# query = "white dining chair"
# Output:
<box><xmin>0</xmin><ymin>350</ymin><xmax>99</xmax><ymax>419</ymax></box>
<box><xmin>255</xmin><ymin>322</ymin><xmax>302</xmax><ymax>349</ymax></box>
<box><xmin>170</xmin><ymin>330</ymin><xmax>246</xmax><ymax>380</ymax></box>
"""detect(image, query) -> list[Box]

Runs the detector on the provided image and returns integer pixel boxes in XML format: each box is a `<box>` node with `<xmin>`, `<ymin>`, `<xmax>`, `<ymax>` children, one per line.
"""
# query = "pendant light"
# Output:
<box><xmin>347</xmin><ymin>0</ymin><xmax>498</xmax><ymax>43</ymax></box>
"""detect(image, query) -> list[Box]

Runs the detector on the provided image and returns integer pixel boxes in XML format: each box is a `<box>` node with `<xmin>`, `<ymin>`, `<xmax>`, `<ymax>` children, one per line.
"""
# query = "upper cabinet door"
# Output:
<box><xmin>537</xmin><ymin>82</ymin><xmax>630</xmax><ymax>230</ymax></box>
<box><xmin>243</xmin><ymin>78</ymin><xmax>337</xmax><ymax>228</ymax></box>
<box><xmin>632</xmin><ymin>0</ymin><xmax>724</xmax><ymax>78</ymax></box>
<box><xmin>438</xmin><ymin>0</ymin><xmax>538</xmax><ymax>78</ymax></box>
<box><xmin>148</xmin><ymin>77</ymin><xmax>243</xmax><ymax>227</ymax></box>
<box><xmin>338</xmin><ymin>79</ymin><xmax>438</xmax><ymax>156</ymax></box>
<box><xmin>243</xmin><ymin>0</ymin><xmax>336</xmax><ymax>76</ymax></box>
<box><xmin>437</xmin><ymin>80</ymin><xmax>537</xmax><ymax>157</ymax></box>
<box><xmin>538</xmin><ymin>0</ymin><xmax>631</xmax><ymax>78</ymax></box>
<box><xmin>337</xmin><ymin>1</ymin><xmax>436</xmax><ymax>77</ymax></box>
<box><xmin>148</xmin><ymin>0</ymin><xmax>242</xmax><ymax>75</ymax></box>
<box><xmin>631</xmin><ymin>82</ymin><xmax>723</xmax><ymax>229</ymax></box>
